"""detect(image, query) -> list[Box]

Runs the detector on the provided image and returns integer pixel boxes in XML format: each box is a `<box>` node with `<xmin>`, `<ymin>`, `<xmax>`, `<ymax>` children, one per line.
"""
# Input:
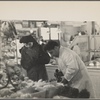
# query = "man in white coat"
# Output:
<box><xmin>44</xmin><ymin>40</ymin><xmax>95</xmax><ymax>98</ymax></box>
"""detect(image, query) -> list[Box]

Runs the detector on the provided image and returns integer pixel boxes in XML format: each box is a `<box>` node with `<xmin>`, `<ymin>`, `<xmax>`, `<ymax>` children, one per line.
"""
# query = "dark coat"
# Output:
<box><xmin>20</xmin><ymin>44</ymin><xmax>50</xmax><ymax>81</ymax></box>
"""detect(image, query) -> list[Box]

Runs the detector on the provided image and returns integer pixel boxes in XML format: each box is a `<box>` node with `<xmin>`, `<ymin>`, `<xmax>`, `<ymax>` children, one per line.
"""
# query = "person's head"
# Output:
<box><xmin>44</xmin><ymin>40</ymin><xmax>60</xmax><ymax>57</ymax></box>
<box><xmin>20</xmin><ymin>35</ymin><xmax>38</xmax><ymax>48</ymax></box>
<box><xmin>24</xmin><ymin>42</ymin><xmax>33</xmax><ymax>48</ymax></box>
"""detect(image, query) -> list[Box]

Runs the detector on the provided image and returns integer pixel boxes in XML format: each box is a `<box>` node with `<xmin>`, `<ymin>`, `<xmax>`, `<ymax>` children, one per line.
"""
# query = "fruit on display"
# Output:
<box><xmin>53</xmin><ymin>95</ymin><xmax>70</xmax><ymax>99</ymax></box>
<box><xmin>0</xmin><ymin>63</ymin><xmax>9</xmax><ymax>89</ymax></box>
<box><xmin>34</xmin><ymin>79</ymin><xmax>49</xmax><ymax>88</ymax></box>
<box><xmin>20</xmin><ymin>86</ymin><xmax>38</xmax><ymax>94</ymax></box>
<box><xmin>0</xmin><ymin>88</ymin><xmax>13</xmax><ymax>97</ymax></box>
<box><xmin>0</xmin><ymin>73</ymin><xmax>73</xmax><ymax>99</ymax></box>
<box><xmin>9</xmin><ymin>91</ymin><xmax>22</xmax><ymax>98</ymax></box>
<box><xmin>0</xmin><ymin>76</ymin><xmax>62</xmax><ymax>98</ymax></box>
<box><xmin>20</xmin><ymin>93</ymin><xmax>32</xmax><ymax>99</ymax></box>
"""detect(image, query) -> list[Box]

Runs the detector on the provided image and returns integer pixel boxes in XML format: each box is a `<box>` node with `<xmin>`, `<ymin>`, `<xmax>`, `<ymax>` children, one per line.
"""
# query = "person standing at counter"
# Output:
<box><xmin>71</xmin><ymin>43</ymin><xmax>81</xmax><ymax>58</ymax></box>
<box><xmin>19</xmin><ymin>35</ymin><xmax>50</xmax><ymax>81</ymax></box>
<box><xmin>44</xmin><ymin>40</ymin><xmax>95</xmax><ymax>98</ymax></box>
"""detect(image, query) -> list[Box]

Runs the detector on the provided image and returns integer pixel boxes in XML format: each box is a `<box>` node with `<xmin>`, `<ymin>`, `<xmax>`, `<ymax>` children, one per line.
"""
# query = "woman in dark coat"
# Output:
<box><xmin>19</xmin><ymin>35</ymin><xmax>50</xmax><ymax>81</ymax></box>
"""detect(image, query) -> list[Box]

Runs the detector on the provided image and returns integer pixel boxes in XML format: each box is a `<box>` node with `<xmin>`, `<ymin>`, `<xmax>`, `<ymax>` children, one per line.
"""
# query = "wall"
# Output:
<box><xmin>64</xmin><ymin>25</ymin><xmax>79</xmax><ymax>35</ymax></box>
<box><xmin>60</xmin><ymin>22</ymin><xmax>80</xmax><ymax>47</ymax></box>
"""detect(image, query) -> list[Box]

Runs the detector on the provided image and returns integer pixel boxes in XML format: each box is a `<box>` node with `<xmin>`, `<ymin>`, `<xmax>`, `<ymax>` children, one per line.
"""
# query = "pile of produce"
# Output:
<box><xmin>0</xmin><ymin>77</ymin><xmax>67</xmax><ymax>99</ymax></box>
<box><xmin>0</xmin><ymin>56</ymin><xmax>64</xmax><ymax>99</ymax></box>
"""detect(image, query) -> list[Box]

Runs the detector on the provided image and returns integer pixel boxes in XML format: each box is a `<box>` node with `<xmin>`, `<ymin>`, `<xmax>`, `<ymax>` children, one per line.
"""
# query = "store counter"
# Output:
<box><xmin>45</xmin><ymin>64</ymin><xmax>100</xmax><ymax>81</ymax></box>
<box><xmin>45</xmin><ymin>64</ymin><xmax>100</xmax><ymax>98</ymax></box>
<box><xmin>45</xmin><ymin>64</ymin><xmax>57</xmax><ymax>80</ymax></box>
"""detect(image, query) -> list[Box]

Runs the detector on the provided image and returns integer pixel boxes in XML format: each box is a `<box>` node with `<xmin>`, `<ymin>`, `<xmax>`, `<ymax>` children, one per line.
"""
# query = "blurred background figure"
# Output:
<box><xmin>72</xmin><ymin>43</ymin><xmax>81</xmax><ymax>58</ymax></box>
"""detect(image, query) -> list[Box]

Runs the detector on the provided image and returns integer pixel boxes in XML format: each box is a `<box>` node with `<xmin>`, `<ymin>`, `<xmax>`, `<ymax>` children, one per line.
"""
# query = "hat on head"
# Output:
<box><xmin>20</xmin><ymin>35</ymin><xmax>36</xmax><ymax>43</ymax></box>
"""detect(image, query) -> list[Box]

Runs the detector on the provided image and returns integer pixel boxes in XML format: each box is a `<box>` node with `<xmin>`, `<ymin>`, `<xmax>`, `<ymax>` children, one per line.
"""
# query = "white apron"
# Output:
<box><xmin>57</xmin><ymin>46</ymin><xmax>96</xmax><ymax>98</ymax></box>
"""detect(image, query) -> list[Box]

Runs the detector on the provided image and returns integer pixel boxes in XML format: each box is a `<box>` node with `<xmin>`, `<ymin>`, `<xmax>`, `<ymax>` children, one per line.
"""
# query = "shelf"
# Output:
<box><xmin>46</xmin><ymin>64</ymin><xmax>100</xmax><ymax>70</ymax></box>
<box><xmin>86</xmin><ymin>50</ymin><xmax>100</xmax><ymax>52</ymax></box>
<box><xmin>87</xmin><ymin>66</ymin><xmax>100</xmax><ymax>70</ymax></box>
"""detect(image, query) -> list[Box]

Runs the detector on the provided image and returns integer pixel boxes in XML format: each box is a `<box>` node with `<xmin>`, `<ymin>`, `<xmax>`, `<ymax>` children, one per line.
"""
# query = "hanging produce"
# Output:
<box><xmin>1</xmin><ymin>21</ymin><xmax>17</xmax><ymax>39</ymax></box>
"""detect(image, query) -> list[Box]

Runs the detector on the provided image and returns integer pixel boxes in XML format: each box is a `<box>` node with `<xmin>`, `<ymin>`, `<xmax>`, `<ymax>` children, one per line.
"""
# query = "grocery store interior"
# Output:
<box><xmin>0</xmin><ymin>20</ymin><xmax>100</xmax><ymax>99</ymax></box>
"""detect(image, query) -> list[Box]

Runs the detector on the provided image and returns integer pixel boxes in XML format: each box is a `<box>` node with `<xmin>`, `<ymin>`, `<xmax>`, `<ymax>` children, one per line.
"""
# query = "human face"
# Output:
<box><xmin>24</xmin><ymin>42</ymin><xmax>33</xmax><ymax>48</ymax></box>
<box><xmin>48</xmin><ymin>46</ymin><xmax>59</xmax><ymax>58</ymax></box>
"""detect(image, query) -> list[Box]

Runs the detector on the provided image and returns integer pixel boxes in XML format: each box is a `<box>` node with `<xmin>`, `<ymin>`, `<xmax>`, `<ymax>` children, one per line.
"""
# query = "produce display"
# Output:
<box><xmin>0</xmin><ymin>34</ymin><xmax>68</xmax><ymax>99</ymax></box>
<box><xmin>0</xmin><ymin>21</ymin><xmax>79</xmax><ymax>99</ymax></box>
<box><xmin>0</xmin><ymin>77</ymin><xmax>66</xmax><ymax>99</ymax></box>
<box><xmin>0</xmin><ymin>58</ymin><xmax>72</xmax><ymax>99</ymax></box>
<box><xmin>0</xmin><ymin>56</ymin><xmax>69</xmax><ymax>99</ymax></box>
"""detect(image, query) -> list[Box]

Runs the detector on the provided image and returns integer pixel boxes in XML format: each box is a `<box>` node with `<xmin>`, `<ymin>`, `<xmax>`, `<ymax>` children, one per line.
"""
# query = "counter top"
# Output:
<box><xmin>45</xmin><ymin>64</ymin><xmax>58</xmax><ymax>67</ymax></box>
<box><xmin>45</xmin><ymin>64</ymin><xmax>100</xmax><ymax>70</ymax></box>
<box><xmin>45</xmin><ymin>64</ymin><xmax>100</xmax><ymax>98</ymax></box>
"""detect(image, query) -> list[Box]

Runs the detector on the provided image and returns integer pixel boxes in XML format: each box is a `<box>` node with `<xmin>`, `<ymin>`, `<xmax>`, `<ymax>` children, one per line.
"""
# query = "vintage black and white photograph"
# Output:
<box><xmin>0</xmin><ymin>1</ymin><xmax>100</xmax><ymax>99</ymax></box>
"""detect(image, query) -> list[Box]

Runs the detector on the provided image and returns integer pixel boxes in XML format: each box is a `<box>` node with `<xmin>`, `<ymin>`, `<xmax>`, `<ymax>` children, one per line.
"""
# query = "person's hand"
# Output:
<box><xmin>54</xmin><ymin>69</ymin><xmax>63</xmax><ymax>77</ymax></box>
<box><xmin>50</xmin><ymin>59</ymin><xmax>57</xmax><ymax>65</ymax></box>
<box><xmin>54</xmin><ymin>69</ymin><xmax>63</xmax><ymax>82</ymax></box>
<box><xmin>54</xmin><ymin>69</ymin><xmax>59</xmax><ymax>78</ymax></box>
<box><xmin>61</xmin><ymin>77</ymin><xmax>69</xmax><ymax>85</ymax></box>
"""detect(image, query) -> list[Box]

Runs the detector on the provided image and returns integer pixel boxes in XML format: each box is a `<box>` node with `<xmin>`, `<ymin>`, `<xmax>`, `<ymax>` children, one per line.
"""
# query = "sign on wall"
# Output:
<box><xmin>40</xmin><ymin>28</ymin><xmax>49</xmax><ymax>40</ymax></box>
<box><xmin>51</xmin><ymin>28</ymin><xmax>59</xmax><ymax>40</ymax></box>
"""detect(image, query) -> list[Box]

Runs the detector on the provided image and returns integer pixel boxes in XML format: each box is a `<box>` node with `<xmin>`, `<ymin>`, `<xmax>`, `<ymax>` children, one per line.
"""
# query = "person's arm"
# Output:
<box><xmin>38</xmin><ymin>51</ymin><xmax>50</xmax><ymax>64</ymax></box>
<box><xmin>37</xmin><ymin>45</ymin><xmax>50</xmax><ymax>64</ymax></box>
<box><xmin>62</xmin><ymin>53</ymin><xmax>79</xmax><ymax>82</ymax></box>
